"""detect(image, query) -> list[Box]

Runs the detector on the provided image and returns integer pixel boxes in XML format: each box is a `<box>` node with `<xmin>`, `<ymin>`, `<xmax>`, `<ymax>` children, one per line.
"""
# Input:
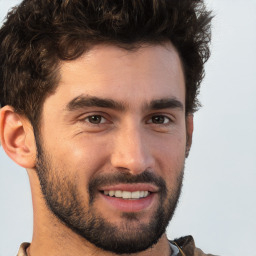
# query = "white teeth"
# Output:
<box><xmin>139</xmin><ymin>191</ymin><xmax>145</xmax><ymax>197</ymax></box>
<box><xmin>109</xmin><ymin>191</ymin><xmax>115</xmax><ymax>197</ymax></box>
<box><xmin>103</xmin><ymin>190</ymin><xmax>150</xmax><ymax>199</ymax></box>
<box><xmin>131</xmin><ymin>191</ymin><xmax>140</xmax><ymax>199</ymax></box>
<box><xmin>122</xmin><ymin>191</ymin><xmax>132</xmax><ymax>199</ymax></box>
<box><xmin>115</xmin><ymin>190</ymin><xmax>122</xmax><ymax>198</ymax></box>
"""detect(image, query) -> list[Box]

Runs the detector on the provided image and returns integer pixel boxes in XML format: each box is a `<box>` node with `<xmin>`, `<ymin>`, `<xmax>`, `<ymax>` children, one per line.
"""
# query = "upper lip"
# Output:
<box><xmin>98</xmin><ymin>183</ymin><xmax>159</xmax><ymax>193</ymax></box>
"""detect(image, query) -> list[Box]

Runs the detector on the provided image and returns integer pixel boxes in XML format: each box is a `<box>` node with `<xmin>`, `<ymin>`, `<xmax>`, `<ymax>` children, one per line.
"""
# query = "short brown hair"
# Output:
<box><xmin>0</xmin><ymin>0</ymin><xmax>212</xmax><ymax>129</ymax></box>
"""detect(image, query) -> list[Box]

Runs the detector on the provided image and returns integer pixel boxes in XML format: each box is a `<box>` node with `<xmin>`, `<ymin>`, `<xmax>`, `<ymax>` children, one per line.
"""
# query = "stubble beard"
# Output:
<box><xmin>35</xmin><ymin>139</ymin><xmax>184</xmax><ymax>254</ymax></box>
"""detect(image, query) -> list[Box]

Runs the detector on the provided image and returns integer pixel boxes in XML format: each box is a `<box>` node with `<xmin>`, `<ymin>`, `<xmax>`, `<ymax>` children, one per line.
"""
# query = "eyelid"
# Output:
<box><xmin>146</xmin><ymin>113</ymin><xmax>174</xmax><ymax>124</ymax></box>
<box><xmin>84</xmin><ymin>115</ymin><xmax>108</xmax><ymax>124</ymax></box>
<box><xmin>78</xmin><ymin>112</ymin><xmax>112</xmax><ymax>124</ymax></box>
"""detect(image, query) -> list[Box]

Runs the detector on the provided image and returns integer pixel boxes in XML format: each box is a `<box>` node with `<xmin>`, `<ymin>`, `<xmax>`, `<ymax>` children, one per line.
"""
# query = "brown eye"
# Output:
<box><xmin>87</xmin><ymin>115</ymin><xmax>104</xmax><ymax>124</ymax></box>
<box><xmin>151</xmin><ymin>115</ymin><xmax>170</xmax><ymax>124</ymax></box>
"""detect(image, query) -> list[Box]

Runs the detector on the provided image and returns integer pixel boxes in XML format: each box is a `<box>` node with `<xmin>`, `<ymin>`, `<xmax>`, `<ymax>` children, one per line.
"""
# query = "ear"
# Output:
<box><xmin>0</xmin><ymin>106</ymin><xmax>36</xmax><ymax>168</ymax></box>
<box><xmin>185</xmin><ymin>114</ymin><xmax>194</xmax><ymax>158</ymax></box>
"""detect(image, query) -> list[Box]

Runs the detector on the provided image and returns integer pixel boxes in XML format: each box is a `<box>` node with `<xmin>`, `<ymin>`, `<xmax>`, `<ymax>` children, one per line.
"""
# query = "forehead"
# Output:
<box><xmin>44</xmin><ymin>43</ymin><xmax>185</xmax><ymax>112</ymax></box>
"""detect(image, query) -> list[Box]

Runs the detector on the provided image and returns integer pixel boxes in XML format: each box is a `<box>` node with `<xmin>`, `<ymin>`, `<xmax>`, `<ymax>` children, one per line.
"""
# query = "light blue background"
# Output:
<box><xmin>0</xmin><ymin>0</ymin><xmax>256</xmax><ymax>255</ymax></box>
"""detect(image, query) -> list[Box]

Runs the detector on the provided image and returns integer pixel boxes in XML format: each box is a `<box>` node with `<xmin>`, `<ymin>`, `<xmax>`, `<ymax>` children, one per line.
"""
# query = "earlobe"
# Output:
<box><xmin>185</xmin><ymin>114</ymin><xmax>194</xmax><ymax>158</ymax></box>
<box><xmin>0</xmin><ymin>106</ymin><xmax>36</xmax><ymax>168</ymax></box>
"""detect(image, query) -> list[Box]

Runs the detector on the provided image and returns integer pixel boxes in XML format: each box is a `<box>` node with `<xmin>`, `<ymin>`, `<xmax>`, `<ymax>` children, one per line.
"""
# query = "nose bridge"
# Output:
<box><xmin>110</xmin><ymin>121</ymin><xmax>154</xmax><ymax>174</ymax></box>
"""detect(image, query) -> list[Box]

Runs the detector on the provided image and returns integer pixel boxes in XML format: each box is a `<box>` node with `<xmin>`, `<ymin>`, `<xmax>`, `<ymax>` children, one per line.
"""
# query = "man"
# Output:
<box><xmin>0</xmin><ymin>0</ymin><xmax>215</xmax><ymax>255</ymax></box>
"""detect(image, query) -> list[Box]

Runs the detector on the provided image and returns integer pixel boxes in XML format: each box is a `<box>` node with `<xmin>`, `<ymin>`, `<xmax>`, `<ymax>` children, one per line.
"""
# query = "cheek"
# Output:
<box><xmin>153</xmin><ymin>133</ymin><xmax>186</xmax><ymax>178</ymax></box>
<box><xmin>55</xmin><ymin>136</ymin><xmax>111</xmax><ymax>182</ymax></box>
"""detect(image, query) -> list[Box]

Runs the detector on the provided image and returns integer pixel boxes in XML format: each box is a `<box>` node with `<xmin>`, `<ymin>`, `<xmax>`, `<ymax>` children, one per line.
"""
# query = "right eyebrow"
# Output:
<box><xmin>147</xmin><ymin>98</ymin><xmax>184</xmax><ymax>111</ymax></box>
<box><xmin>66</xmin><ymin>95</ymin><xmax>126</xmax><ymax>112</ymax></box>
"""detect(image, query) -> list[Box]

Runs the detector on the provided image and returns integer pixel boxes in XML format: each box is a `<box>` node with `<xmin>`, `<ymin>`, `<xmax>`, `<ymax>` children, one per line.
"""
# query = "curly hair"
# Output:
<box><xmin>0</xmin><ymin>0</ymin><xmax>212</xmax><ymax>129</ymax></box>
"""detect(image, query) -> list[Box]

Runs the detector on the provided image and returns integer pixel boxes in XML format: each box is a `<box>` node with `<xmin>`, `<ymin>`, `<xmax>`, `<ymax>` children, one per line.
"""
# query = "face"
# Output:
<box><xmin>35</xmin><ymin>43</ymin><xmax>191</xmax><ymax>254</ymax></box>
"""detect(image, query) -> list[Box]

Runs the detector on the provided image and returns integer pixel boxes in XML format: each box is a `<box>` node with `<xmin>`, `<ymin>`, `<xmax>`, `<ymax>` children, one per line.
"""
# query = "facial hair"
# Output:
<box><xmin>35</xmin><ymin>139</ymin><xmax>184</xmax><ymax>254</ymax></box>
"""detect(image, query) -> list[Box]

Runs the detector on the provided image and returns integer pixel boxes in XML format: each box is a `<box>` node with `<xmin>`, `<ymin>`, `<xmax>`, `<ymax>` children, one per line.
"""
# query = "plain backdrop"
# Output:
<box><xmin>0</xmin><ymin>0</ymin><xmax>255</xmax><ymax>255</ymax></box>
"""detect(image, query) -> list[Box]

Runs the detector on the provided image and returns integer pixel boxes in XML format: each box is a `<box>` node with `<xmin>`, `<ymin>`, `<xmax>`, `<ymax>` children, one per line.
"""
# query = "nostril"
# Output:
<box><xmin>110</xmin><ymin>132</ymin><xmax>154</xmax><ymax>174</ymax></box>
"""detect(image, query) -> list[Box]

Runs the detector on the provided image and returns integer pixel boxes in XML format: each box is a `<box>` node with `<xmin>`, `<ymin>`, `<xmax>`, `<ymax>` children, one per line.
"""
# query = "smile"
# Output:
<box><xmin>103</xmin><ymin>190</ymin><xmax>150</xmax><ymax>199</ymax></box>
<box><xmin>98</xmin><ymin>183</ymin><xmax>158</xmax><ymax>212</ymax></box>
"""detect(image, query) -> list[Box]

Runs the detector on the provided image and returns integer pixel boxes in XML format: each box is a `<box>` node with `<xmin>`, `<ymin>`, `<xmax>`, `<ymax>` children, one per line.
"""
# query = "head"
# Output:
<box><xmin>0</xmin><ymin>0</ymin><xmax>212</xmax><ymax>254</ymax></box>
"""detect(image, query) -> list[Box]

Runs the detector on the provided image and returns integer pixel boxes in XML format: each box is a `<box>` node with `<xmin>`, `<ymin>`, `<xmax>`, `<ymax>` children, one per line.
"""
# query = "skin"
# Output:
<box><xmin>0</xmin><ymin>43</ymin><xmax>193</xmax><ymax>256</ymax></box>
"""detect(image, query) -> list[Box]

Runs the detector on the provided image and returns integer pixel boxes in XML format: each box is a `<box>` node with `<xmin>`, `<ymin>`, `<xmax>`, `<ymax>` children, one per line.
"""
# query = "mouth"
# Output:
<box><xmin>101</xmin><ymin>190</ymin><xmax>150</xmax><ymax>199</ymax></box>
<box><xmin>97</xmin><ymin>183</ymin><xmax>158</xmax><ymax>212</ymax></box>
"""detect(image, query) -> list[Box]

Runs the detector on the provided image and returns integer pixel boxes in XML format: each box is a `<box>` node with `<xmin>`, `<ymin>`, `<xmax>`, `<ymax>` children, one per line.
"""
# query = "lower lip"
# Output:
<box><xmin>100</xmin><ymin>193</ymin><xmax>156</xmax><ymax>213</ymax></box>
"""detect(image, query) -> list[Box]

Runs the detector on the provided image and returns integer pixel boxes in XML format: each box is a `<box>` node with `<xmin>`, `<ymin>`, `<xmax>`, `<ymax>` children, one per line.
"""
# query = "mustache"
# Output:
<box><xmin>88</xmin><ymin>170</ymin><xmax>167</xmax><ymax>203</ymax></box>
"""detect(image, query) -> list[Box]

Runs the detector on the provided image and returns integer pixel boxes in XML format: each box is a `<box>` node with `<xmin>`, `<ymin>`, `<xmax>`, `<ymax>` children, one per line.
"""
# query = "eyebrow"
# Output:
<box><xmin>66</xmin><ymin>95</ymin><xmax>126</xmax><ymax>111</ymax></box>
<box><xmin>66</xmin><ymin>95</ymin><xmax>184</xmax><ymax>112</ymax></box>
<box><xmin>148</xmin><ymin>98</ymin><xmax>184</xmax><ymax>111</ymax></box>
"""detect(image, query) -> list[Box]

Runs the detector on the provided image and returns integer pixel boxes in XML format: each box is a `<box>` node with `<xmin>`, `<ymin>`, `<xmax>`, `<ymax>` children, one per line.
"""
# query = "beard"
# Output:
<box><xmin>35</xmin><ymin>139</ymin><xmax>184</xmax><ymax>254</ymax></box>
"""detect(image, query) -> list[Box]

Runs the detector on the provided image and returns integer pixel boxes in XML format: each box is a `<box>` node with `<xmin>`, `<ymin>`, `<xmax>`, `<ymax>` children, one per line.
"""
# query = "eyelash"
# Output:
<box><xmin>83</xmin><ymin>114</ymin><xmax>109</xmax><ymax>125</ymax></box>
<box><xmin>81</xmin><ymin>113</ymin><xmax>173</xmax><ymax>126</ymax></box>
<box><xmin>147</xmin><ymin>115</ymin><xmax>173</xmax><ymax>125</ymax></box>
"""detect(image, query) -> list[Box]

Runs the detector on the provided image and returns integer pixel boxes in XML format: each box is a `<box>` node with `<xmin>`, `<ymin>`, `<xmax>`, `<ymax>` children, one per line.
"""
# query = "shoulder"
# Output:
<box><xmin>170</xmin><ymin>236</ymin><xmax>219</xmax><ymax>256</ymax></box>
<box><xmin>17</xmin><ymin>243</ymin><xmax>30</xmax><ymax>256</ymax></box>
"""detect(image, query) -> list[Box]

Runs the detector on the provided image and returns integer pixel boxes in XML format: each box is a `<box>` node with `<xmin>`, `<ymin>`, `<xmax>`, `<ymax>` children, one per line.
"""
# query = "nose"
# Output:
<box><xmin>110</xmin><ymin>125</ymin><xmax>155</xmax><ymax>175</ymax></box>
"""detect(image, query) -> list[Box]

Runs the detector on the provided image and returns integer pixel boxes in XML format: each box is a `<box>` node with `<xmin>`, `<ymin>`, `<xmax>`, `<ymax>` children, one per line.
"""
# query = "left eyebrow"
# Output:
<box><xmin>146</xmin><ymin>98</ymin><xmax>184</xmax><ymax>111</ymax></box>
